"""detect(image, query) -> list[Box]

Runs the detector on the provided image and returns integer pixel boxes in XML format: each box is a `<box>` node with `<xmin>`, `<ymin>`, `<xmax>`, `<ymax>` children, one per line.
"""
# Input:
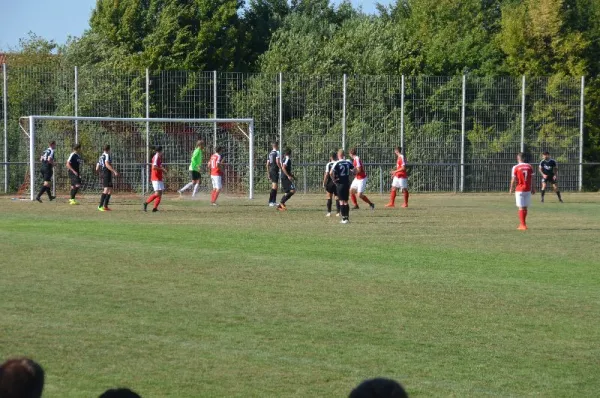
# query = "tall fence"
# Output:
<box><xmin>1</xmin><ymin>65</ymin><xmax>589</xmax><ymax>195</ymax></box>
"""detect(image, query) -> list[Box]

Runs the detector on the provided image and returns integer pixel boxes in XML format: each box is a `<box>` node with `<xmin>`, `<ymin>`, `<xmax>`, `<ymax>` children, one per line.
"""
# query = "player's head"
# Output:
<box><xmin>394</xmin><ymin>146</ymin><xmax>402</xmax><ymax>156</ymax></box>
<box><xmin>272</xmin><ymin>142</ymin><xmax>279</xmax><ymax>150</ymax></box>
<box><xmin>338</xmin><ymin>149</ymin><xmax>345</xmax><ymax>159</ymax></box>
<box><xmin>329</xmin><ymin>151</ymin><xmax>337</xmax><ymax>161</ymax></box>
<box><xmin>516</xmin><ymin>152</ymin><xmax>525</xmax><ymax>163</ymax></box>
<box><xmin>216</xmin><ymin>146</ymin><xmax>223</xmax><ymax>154</ymax></box>
<box><xmin>197</xmin><ymin>140</ymin><xmax>205</xmax><ymax>149</ymax></box>
<box><xmin>49</xmin><ymin>141</ymin><xmax>56</xmax><ymax>149</ymax></box>
<box><xmin>73</xmin><ymin>143</ymin><xmax>81</xmax><ymax>152</ymax></box>
<box><xmin>284</xmin><ymin>148</ymin><xmax>292</xmax><ymax>156</ymax></box>
<box><xmin>0</xmin><ymin>358</ymin><xmax>45</xmax><ymax>398</ymax></box>
<box><xmin>349</xmin><ymin>148</ymin><xmax>357</xmax><ymax>158</ymax></box>
<box><xmin>153</xmin><ymin>145</ymin><xmax>163</xmax><ymax>153</ymax></box>
<box><xmin>98</xmin><ymin>388</ymin><xmax>142</xmax><ymax>398</ymax></box>
<box><xmin>348</xmin><ymin>378</ymin><xmax>408</xmax><ymax>398</ymax></box>
<box><xmin>542</xmin><ymin>151</ymin><xmax>550</xmax><ymax>160</ymax></box>
<box><xmin>104</xmin><ymin>144</ymin><xmax>111</xmax><ymax>153</ymax></box>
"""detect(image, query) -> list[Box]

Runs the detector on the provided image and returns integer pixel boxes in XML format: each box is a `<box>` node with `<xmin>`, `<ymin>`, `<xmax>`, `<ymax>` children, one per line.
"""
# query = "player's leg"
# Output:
<box><xmin>350</xmin><ymin>182</ymin><xmax>359</xmax><ymax>209</ymax></box>
<box><xmin>386</xmin><ymin>178</ymin><xmax>398</xmax><ymax>207</ymax></box>
<box><xmin>326</xmin><ymin>191</ymin><xmax>333</xmax><ymax>216</ymax></box>
<box><xmin>335</xmin><ymin>195</ymin><xmax>340</xmax><ymax>216</ymax></box>
<box><xmin>357</xmin><ymin>179</ymin><xmax>374</xmax><ymax>210</ymax></box>
<box><xmin>552</xmin><ymin>182</ymin><xmax>563</xmax><ymax>202</ymax></box>
<box><xmin>516</xmin><ymin>192</ymin><xmax>531</xmax><ymax>230</ymax></box>
<box><xmin>540</xmin><ymin>181</ymin><xmax>547</xmax><ymax>202</ymax></box>
<box><xmin>192</xmin><ymin>176</ymin><xmax>200</xmax><ymax>197</ymax></box>
<box><xmin>104</xmin><ymin>187</ymin><xmax>113</xmax><ymax>210</ymax></box>
<box><xmin>99</xmin><ymin>187</ymin><xmax>109</xmax><ymax>211</ymax></box>
<box><xmin>152</xmin><ymin>184</ymin><xmax>163</xmax><ymax>212</ymax></box>
<box><xmin>211</xmin><ymin>176</ymin><xmax>222</xmax><ymax>205</ymax></box>
<box><xmin>269</xmin><ymin>180</ymin><xmax>278</xmax><ymax>206</ymax></box>
<box><xmin>179</xmin><ymin>180</ymin><xmax>194</xmax><ymax>195</ymax></box>
<box><xmin>401</xmin><ymin>179</ymin><xmax>409</xmax><ymax>207</ymax></box>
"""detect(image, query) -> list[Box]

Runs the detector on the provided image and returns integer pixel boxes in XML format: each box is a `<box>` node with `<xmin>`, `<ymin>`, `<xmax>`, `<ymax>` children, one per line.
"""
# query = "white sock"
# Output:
<box><xmin>192</xmin><ymin>183</ymin><xmax>199</xmax><ymax>197</ymax></box>
<box><xmin>180</xmin><ymin>182</ymin><xmax>193</xmax><ymax>193</ymax></box>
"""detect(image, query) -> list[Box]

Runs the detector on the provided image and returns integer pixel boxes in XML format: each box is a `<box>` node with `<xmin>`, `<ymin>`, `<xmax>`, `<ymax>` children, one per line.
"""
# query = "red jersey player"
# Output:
<box><xmin>209</xmin><ymin>147</ymin><xmax>223</xmax><ymax>206</ymax></box>
<box><xmin>144</xmin><ymin>146</ymin><xmax>166</xmax><ymax>212</ymax></box>
<box><xmin>386</xmin><ymin>146</ymin><xmax>409</xmax><ymax>208</ymax></box>
<box><xmin>509</xmin><ymin>152</ymin><xmax>535</xmax><ymax>230</ymax></box>
<box><xmin>349</xmin><ymin>148</ymin><xmax>375</xmax><ymax>210</ymax></box>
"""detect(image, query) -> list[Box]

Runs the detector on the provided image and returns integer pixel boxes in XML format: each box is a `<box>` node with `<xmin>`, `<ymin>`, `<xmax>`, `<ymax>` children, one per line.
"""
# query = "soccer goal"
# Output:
<box><xmin>18</xmin><ymin>116</ymin><xmax>255</xmax><ymax>201</ymax></box>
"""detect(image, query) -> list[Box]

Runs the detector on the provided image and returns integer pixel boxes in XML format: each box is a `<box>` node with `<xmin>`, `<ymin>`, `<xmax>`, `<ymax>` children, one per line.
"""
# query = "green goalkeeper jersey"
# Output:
<box><xmin>189</xmin><ymin>148</ymin><xmax>203</xmax><ymax>171</ymax></box>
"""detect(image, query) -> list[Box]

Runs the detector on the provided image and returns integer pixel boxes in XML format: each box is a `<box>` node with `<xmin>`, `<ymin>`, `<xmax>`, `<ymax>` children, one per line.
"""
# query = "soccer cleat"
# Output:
<box><xmin>401</xmin><ymin>203</ymin><xmax>408</xmax><ymax>208</ymax></box>
<box><xmin>340</xmin><ymin>219</ymin><xmax>349</xmax><ymax>224</ymax></box>
<box><xmin>559</xmin><ymin>199</ymin><xmax>564</xmax><ymax>203</ymax></box>
<box><xmin>335</xmin><ymin>213</ymin><xmax>340</xmax><ymax>217</ymax></box>
<box><xmin>211</xmin><ymin>202</ymin><xmax>218</xmax><ymax>206</ymax></box>
<box><xmin>385</xmin><ymin>203</ymin><xmax>395</xmax><ymax>208</ymax></box>
<box><xmin>370</xmin><ymin>203</ymin><xmax>375</xmax><ymax>211</ymax></box>
<box><xmin>277</xmin><ymin>204</ymin><xmax>287</xmax><ymax>211</ymax></box>
<box><xmin>49</xmin><ymin>195</ymin><xmax>56</xmax><ymax>201</ymax></box>
<box><xmin>143</xmin><ymin>202</ymin><xmax>148</xmax><ymax>212</ymax></box>
<box><xmin>69</xmin><ymin>199</ymin><xmax>80</xmax><ymax>205</ymax></box>
<box><xmin>352</xmin><ymin>205</ymin><xmax>360</xmax><ymax>210</ymax></box>
<box><xmin>103</xmin><ymin>207</ymin><xmax>112</xmax><ymax>211</ymax></box>
<box><xmin>517</xmin><ymin>225</ymin><xmax>528</xmax><ymax>231</ymax></box>
<box><xmin>326</xmin><ymin>212</ymin><xmax>331</xmax><ymax>217</ymax></box>
<box><xmin>152</xmin><ymin>208</ymin><xmax>158</xmax><ymax>213</ymax></box>
<box><xmin>541</xmin><ymin>198</ymin><xmax>544</xmax><ymax>203</ymax></box>
<box><xmin>35</xmin><ymin>197</ymin><xmax>42</xmax><ymax>203</ymax></box>
<box><xmin>269</xmin><ymin>202</ymin><xmax>276</xmax><ymax>207</ymax></box>
<box><xmin>98</xmin><ymin>206</ymin><xmax>105</xmax><ymax>212</ymax></box>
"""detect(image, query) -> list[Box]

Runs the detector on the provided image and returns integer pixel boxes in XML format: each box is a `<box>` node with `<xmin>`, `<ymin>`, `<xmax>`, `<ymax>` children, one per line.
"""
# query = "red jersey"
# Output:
<box><xmin>395</xmin><ymin>154</ymin><xmax>407</xmax><ymax>178</ymax></box>
<box><xmin>512</xmin><ymin>163</ymin><xmax>534</xmax><ymax>192</ymax></box>
<box><xmin>209</xmin><ymin>153</ymin><xmax>222</xmax><ymax>176</ymax></box>
<box><xmin>151</xmin><ymin>153</ymin><xmax>163</xmax><ymax>181</ymax></box>
<box><xmin>353</xmin><ymin>156</ymin><xmax>367</xmax><ymax>180</ymax></box>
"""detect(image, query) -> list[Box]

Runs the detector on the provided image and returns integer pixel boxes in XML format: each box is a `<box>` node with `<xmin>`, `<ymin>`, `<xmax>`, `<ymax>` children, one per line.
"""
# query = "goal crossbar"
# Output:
<box><xmin>20</xmin><ymin>116</ymin><xmax>255</xmax><ymax>201</ymax></box>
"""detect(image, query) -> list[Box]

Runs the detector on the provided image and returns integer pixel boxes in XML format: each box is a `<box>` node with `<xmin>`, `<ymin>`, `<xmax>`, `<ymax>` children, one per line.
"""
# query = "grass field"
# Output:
<box><xmin>1</xmin><ymin>193</ymin><xmax>599</xmax><ymax>397</ymax></box>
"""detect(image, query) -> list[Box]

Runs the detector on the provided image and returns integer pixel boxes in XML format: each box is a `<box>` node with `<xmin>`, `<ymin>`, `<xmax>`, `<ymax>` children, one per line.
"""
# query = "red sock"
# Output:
<box><xmin>351</xmin><ymin>194</ymin><xmax>358</xmax><ymax>206</ymax></box>
<box><xmin>390</xmin><ymin>189</ymin><xmax>397</xmax><ymax>204</ymax></box>
<box><xmin>519</xmin><ymin>209</ymin><xmax>526</xmax><ymax>225</ymax></box>
<box><xmin>403</xmin><ymin>190</ymin><xmax>409</xmax><ymax>205</ymax></box>
<box><xmin>154</xmin><ymin>196</ymin><xmax>161</xmax><ymax>209</ymax></box>
<box><xmin>211</xmin><ymin>191</ymin><xmax>215</xmax><ymax>202</ymax></box>
<box><xmin>523</xmin><ymin>208</ymin><xmax>528</xmax><ymax>225</ymax></box>
<box><xmin>361</xmin><ymin>195</ymin><xmax>372</xmax><ymax>205</ymax></box>
<box><xmin>146</xmin><ymin>194</ymin><xmax>157</xmax><ymax>204</ymax></box>
<box><xmin>213</xmin><ymin>190</ymin><xmax>220</xmax><ymax>202</ymax></box>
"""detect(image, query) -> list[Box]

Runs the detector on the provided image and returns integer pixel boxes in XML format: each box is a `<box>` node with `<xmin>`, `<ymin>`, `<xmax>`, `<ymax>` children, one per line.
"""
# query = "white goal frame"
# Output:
<box><xmin>20</xmin><ymin>116</ymin><xmax>255</xmax><ymax>201</ymax></box>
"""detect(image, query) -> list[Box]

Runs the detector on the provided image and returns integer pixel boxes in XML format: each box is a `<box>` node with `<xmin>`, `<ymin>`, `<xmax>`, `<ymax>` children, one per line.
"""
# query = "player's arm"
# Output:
<box><xmin>322</xmin><ymin>169</ymin><xmax>329</xmax><ymax>188</ymax></box>
<box><xmin>538</xmin><ymin>164</ymin><xmax>546</xmax><ymax>179</ymax></box>
<box><xmin>105</xmin><ymin>160</ymin><xmax>119</xmax><ymax>176</ymax></box>
<box><xmin>509</xmin><ymin>176</ymin><xmax>516</xmax><ymax>194</ymax></box>
<box><xmin>65</xmin><ymin>157</ymin><xmax>78</xmax><ymax>176</ymax></box>
<box><xmin>553</xmin><ymin>163</ymin><xmax>558</xmax><ymax>180</ymax></box>
<box><xmin>282</xmin><ymin>163</ymin><xmax>293</xmax><ymax>180</ymax></box>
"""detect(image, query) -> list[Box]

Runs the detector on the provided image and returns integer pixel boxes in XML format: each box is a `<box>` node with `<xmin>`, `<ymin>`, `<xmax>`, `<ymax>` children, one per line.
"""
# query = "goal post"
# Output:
<box><xmin>20</xmin><ymin>116</ymin><xmax>255</xmax><ymax>201</ymax></box>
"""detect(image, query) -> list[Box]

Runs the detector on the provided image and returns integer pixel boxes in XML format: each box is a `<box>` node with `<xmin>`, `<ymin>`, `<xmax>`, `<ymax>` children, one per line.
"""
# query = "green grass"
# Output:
<box><xmin>1</xmin><ymin>193</ymin><xmax>600</xmax><ymax>397</ymax></box>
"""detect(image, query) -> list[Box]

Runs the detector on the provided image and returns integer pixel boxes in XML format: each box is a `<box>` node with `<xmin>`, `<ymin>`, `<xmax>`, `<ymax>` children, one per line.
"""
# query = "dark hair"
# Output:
<box><xmin>0</xmin><ymin>358</ymin><xmax>45</xmax><ymax>398</ymax></box>
<box><xmin>349</xmin><ymin>378</ymin><xmax>408</xmax><ymax>398</ymax></box>
<box><xmin>104</xmin><ymin>144</ymin><xmax>111</xmax><ymax>151</ymax></box>
<box><xmin>349</xmin><ymin>147</ymin><xmax>357</xmax><ymax>155</ymax></box>
<box><xmin>216</xmin><ymin>146</ymin><xmax>224</xmax><ymax>153</ymax></box>
<box><xmin>284</xmin><ymin>147</ymin><xmax>292</xmax><ymax>156</ymax></box>
<box><xmin>197</xmin><ymin>140</ymin><xmax>204</xmax><ymax>147</ymax></box>
<box><xmin>153</xmin><ymin>145</ymin><xmax>163</xmax><ymax>152</ymax></box>
<box><xmin>517</xmin><ymin>152</ymin><xmax>525</xmax><ymax>160</ymax></box>
<box><xmin>330</xmin><ymin>151</ymin><xmax>337</xmax><ymax>160</ymax></box>
<box><xmin>272</xmin><ymin>142</ymin><xmax>279</xmax><ymax>148</ymax></box>
<box><xmin>395</xmin><ymin>147</ymin><xmax>402</xmax><ymax>153</ymax></box>
<box><xmin>98</xmin><ymin>388</ymin><xmax>141</xmax><ymax>398</ymax></box>
<box><xmin>542</xmin><ymin>151</ymin><xmax>550</xmax><ymax>155</ymax></box>
<box><xmin>73</xmin><ymin>143</ymin><xmax>81</xmax><ymax>151</ymax></box>
<box><xmin>49</xmin><ymin>141</ymin><xmax>56</xmax><ymax>146</ymax></box>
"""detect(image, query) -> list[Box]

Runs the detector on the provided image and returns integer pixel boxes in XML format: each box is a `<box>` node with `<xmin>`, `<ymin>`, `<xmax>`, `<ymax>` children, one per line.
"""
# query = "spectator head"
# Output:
<box><xmin>98</xmin><ymin>388</ymin><xmax>142</xmax><ymax>398</ymax></box>
<box><xmin>0</xmin><ymin>358</ymin><xmax>45</xmax><ymax>398</ymax></box>
<box><xmin>349</xmin><ymin>378</ymin><xmax>408</xmax><ymax>398</ymax></box>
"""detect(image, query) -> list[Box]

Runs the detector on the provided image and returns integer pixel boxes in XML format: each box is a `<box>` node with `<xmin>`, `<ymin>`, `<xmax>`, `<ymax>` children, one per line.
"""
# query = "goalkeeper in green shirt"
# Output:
<box><xmin>178</xmin><ymin>140</ymin><xmax>205</xmax><ymax>197</ymax></box>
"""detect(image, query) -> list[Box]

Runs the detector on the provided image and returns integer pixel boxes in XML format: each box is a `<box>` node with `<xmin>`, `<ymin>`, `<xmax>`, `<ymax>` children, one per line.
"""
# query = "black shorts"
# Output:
<box><xmin>269</xmin><ymin>169</ymin><xmax>280</xmax><ymax>184</ymax></box>
<box><xmin>325</xmin><ymin>181</ymin><xmax>337</xmax><ymax>195</ymax></box>
<box><xmin>336</xmin><ymin>183</ymin><xmax>350</xmax><ymax>201</ymax></box>
<box><xmin>69</xmin><ymin>172</ymin><xmax>82</xmax><ymax>187</ymax></box>
<box><xmin>281</xmin><ymin>177</ymin><xmax>295</xmax><ymax>193</ymax></box>
<box><xmin>190</xmin><ymin>171</ymin><xmax>201</xmax><ymax>181</ymax></box>
<box><xmin>40</xmin><ymin>166</ymin><xmax>53</xmax><ymax>182</ymax></box>
<box><xmin>542</xmin><ymin>177</ymin><xmax>558</xmax><ymax>184</ymax></box>
<box><xmin>102</xmin><ymin>171</ymin><xmax>113</xmax><ymax>188</ymax></box>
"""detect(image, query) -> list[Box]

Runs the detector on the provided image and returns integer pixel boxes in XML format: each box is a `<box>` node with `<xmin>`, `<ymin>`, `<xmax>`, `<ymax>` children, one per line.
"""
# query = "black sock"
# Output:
<box><xmin>345</xmin><ymin>205</ymin><xmax>350</xmax><ymax>219</ymax></box>
<box><xmin>327</xmin><ymin>198</ymin><xmax>332</xmax><ymax>213</ymax></box>
<box><xmin>269</xmin><ymin>189</ymin><xmax>276</xmax><ymax>203</ymax></box>
<box><xmin>336</xmin><ymin>200</ymin><xmax>340</xmax><ymax>213</ymax></box>
<box><xmin>99</xmin><ymin>193</ymin><xmax>106</xmax><ymax>207</ymax></box>
<box><xmin>70</xmin><ymin>188</ymin><xmax>75</xmax><ymax>200</ymax></box>
<box><xmin>541</xmin><ymin>189</ymin><xmax>545</xmax><ymax>199</ymax></box>
<box><xmin>37</xmin><ymin>186</ymin><xmax>46</xmax><ymax>199</ymax></box>
<box><xmin>557</xmin><ymin>191</ymin><xmax>562</xmax><ymax>200</ymax></box>
<box><xmin>105</xmin><ymin>194</ymin><xmax>111</xmax><ymax>207</ymax></box>
<box><xmin>74</xmin><ymin>187</ymin><xmax>79</xmax><ymax>197</ymax></box>
<box><xmin>281</xmin><ymin>191</ymin><xmax>294</xmax><ymax>205</ymax></box>
<box><xmin>46</xmin><ymin>187</ymin><xmax>53</xmax><ymax>199</ymax></box>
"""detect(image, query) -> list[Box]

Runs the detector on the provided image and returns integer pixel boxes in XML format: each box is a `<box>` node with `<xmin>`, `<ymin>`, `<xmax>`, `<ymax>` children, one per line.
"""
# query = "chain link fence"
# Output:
<box><xmin>1</xmin><ymin>65</ymin><xmax>589</xmax><ymax>195</ymax></box>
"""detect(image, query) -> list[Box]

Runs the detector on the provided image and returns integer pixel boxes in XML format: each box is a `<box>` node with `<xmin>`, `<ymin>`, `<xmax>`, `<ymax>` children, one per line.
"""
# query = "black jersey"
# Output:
<box><xmin>331</xmin><ymin>159</ymin><xmax>354</xmax><ymax>185</ymax></box>
<box><xmin>40</xmin><ymin>147</ymin><xmax>55</xmax><ymax>165</ymax></box>
<box><xmin>539</xmin><ymin>159</ymin><xmax>557</xmax><ymax>176</ymax></box>
<box><xmin>325</xmin><ymin>160</ymin><xmax>336</xmax><ymax>184</ymax></box>
<box><xmin>267</xmin><ymin>150</ymin><xmax>280</xmax><ymax>171</ymax></box>
<box><xmin>67</xmin><ymin>152</ymin><xmax>82</xmax><ymax>174</ymax></box>
<box><xmin>281</xmin><ymin>155</ymin><xmax>293</xmax><ymax>179</ymax></box>
<box><xmin>98</xmin><ymin>152</ymin><xmax>112</xmax><ymax>171</ymax></box>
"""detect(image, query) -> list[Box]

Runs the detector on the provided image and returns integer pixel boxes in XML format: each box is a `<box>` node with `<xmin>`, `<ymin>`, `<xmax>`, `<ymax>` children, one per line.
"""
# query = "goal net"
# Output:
<box><xmin>18</xmin><ymin>116</ymin><xmax>255</xmax><ymax>200</ymax></box>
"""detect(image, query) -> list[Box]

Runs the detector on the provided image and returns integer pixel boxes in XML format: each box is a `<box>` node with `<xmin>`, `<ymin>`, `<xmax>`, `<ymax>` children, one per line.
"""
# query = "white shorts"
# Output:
<box><xmin>211</xmin><ymin>176</ymin><xmax>222</xmax><ymax>190</ymax></box>
<box><xmin>350</xmin><ymin>178</ymin><xmax>367</xmax><ymax>193</ymax></box>
<box><xmin>392</xmin><ymin>177</ymin><xmax>408</xmax><ymax>189</ymax></box>
<box><xmin>515</xmin><ymin>191</ymin><xmax>531</xmax><ymax>208</ymax></box>
<box><xmin>152</xmin><ymin>181</ymin><xmax>164</xmax><ymax>191</ymax></box>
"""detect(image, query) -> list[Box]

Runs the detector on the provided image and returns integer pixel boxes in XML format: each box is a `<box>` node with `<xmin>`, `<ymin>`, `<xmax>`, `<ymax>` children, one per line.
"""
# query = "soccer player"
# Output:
<box><xmin>97</xmin><ymin>144</ymin><xmax>119</xmax><ymax>211</ymax></box>
<box><xmin>323</xmin><ymin>151</ymin><xmax>340</xmax><ymax>217</ymax></box>
<box><xmin>266</xmin><ymin>142</ymin><xmax>282</xmax><ymax>206</ymax></box>
<box><xmin>539</xmin><ymin>151</ymin><xmax>563</xmax><ymax>203</ymax></box>
<box><xmin>209</xmin><ymin>146</ymin><xmax>224</xmax><ymax>206</ymax></box>
<box><xmin>509</xmin><ymin>152</ymin><xmax>535</xmax><ymax>230</ymax></box>
<box><xmin>144</xmin><ymin>146</ymin><xmax>167</xmax><ymax>213</ymax></box>
<box><xmin>65</xmin><ymin>143</ymin><xmax>82</xmax><ymax>205</ymax></box>
<box><xmin>386</xmin><ymin>146</ymin><xmax>409</xmax><ymax>208</ymax></box>
<box><xmin>35</xmin><ymin>141</ymin><xmax>56</xmax><ymax>203</ymax></box>
<box><xmin>349</xmin><ymin>148</ymin><xmax>375</xmax><ymax>210</ymax></box>
<box><xmin>330</xmin><ymin>149</ymin><xmax>355</xmax><ymax>224</ymax></box>
<box><xmin>178</xmin><ymin>140</ymin><xmax>204</xmax><ymax>197</ymax></box>
<box><xmin>277</xmin><ymin>148</ymin><xmax>296</xmax><ymax>211</ymax></box>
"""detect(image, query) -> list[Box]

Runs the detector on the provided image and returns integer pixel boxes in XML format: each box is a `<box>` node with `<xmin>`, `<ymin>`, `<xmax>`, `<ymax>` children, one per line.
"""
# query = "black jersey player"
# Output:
<box><xmin>323</xmin><ymin>151</ymin><xmax>340</xmax><ymax>217</ymax></box>
<box><xmin>96</xmin><ymin>145</ymin><xmax>119</xmax><ymax>211</ymax></box>
<box><xmin>66</xmin><ymin>144</ymin><xmax>82</xmax><ymax>205</ymax></box>
<box><xmin>277</xmin><ymin>148</ymin><xmax>296</xmax><ymax>211</ymax></box>
<box><xmin>35</xmin><ymin>141</ymin><xmax>56</xmax><ymax>202</ymax></box>
<box><xmin>539</xmin><ymin>151</ymin><xmax>563</xmax><ymax>203</ymax></box>
<box><xmin>266</xmin><ymin>142</ymin><xmax>281</xmax><ymax>206</ymax></box>
<box><xmin>330</xmin><ymin>149</ymin><xmax>355</xmax><ymax>224</ymax></box>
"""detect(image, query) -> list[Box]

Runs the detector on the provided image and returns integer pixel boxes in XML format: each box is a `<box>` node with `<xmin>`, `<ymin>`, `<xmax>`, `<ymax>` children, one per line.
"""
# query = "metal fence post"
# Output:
<box><xmin>213</xmin><ymin>70</ymin><xmax>217</xmax><ymax>151</ymax></box>
<box><xmin>279</xmin><ymin>72</ymin><xmax>283</xmax><ymax>149</ymax></box>
<box><xmin>303</xmin><ymin>166</ymin><xmax>307</xmax><ymax>194</ymax></box>
<box><xmin>379</xmin><ymin>165</ymin><xmax>383</xmax><ymax>194</ymax></box>
<box><xmin>342</xmin><ymin>74</ymin><xmax>347</xmax><ymax>150</ymax></box>
<box><xmin>74</xmin><ymin>66</ymin><xmax>79</xmax><ymax>143</ymax></box>
<box><xmin>3</xmin><ymin>63</ymin><xmax>7</xmax><ymax>193</ymax></box>
<box><xmin>400</xmin><ymin>75</ymin><xmax>405</xmax><ymax>149</ymax></box>
<box><xmin>579</xmin><ymin>76</ymin><xmax>585</xmax><ymax>192</ymax></box>
<box><xmin>521</xmin><ymin>75</ymin><xmax>526</xmax><ymax>153</ymax></box>
<box><xmin>145</xmin><ymin>68</ymin><xmax>150</xmax><ymax>195</ymax></box>
<box><xmin>460</xmin><ymin>75</ymin><xmax>466</xmax><ymax>193</ymax></box>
